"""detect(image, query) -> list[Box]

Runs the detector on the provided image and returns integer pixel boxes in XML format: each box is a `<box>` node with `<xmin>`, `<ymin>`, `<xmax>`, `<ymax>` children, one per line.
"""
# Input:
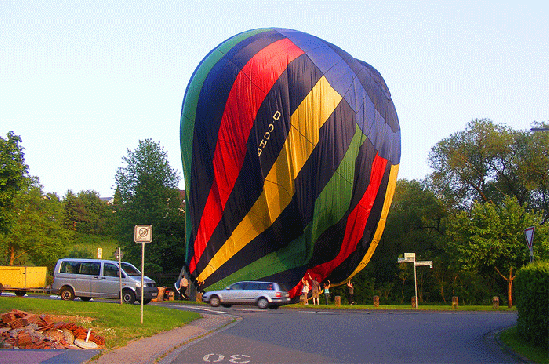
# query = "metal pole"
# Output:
<box><xmin>141</xmin><ymin>241</ymin><xmax>144</xmax><ymax>324</ymax></box>
<box><xmin>413</xmin><ymin>260</ymin><xmax>418</xmax><ymax>309</ymax></box>
<box><xmin>118</xmin><ymin>248</ymin><xmax>122</xmax><ymax>305</ymax></box>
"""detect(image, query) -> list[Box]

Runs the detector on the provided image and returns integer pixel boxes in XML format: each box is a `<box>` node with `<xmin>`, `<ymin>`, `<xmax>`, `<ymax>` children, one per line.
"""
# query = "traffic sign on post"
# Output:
<box><xmin>134</xmin><ymin>225</ymin><xmax>152</xmax><ymax>324</ymax></box>
<box><xmin>134</xmin><ymin>225</ymin><xmax>152</xmax><ymax>243</ymax></box>
<box><xmin>398</xmin><ymin>252</ymin><xmax>433</xmax><ymax>309</ymax></box>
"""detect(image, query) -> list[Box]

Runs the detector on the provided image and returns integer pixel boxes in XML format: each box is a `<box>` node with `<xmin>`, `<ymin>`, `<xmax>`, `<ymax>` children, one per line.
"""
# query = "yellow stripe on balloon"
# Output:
<box><xmin>197</xmin><ymin>76</ymin><xmax>342</xmax><ymax>283</ymax></box>
<box><xmin>338</xmin><ymin>163</ymin><xmax>399</xmax><ymax>286</ymax></box>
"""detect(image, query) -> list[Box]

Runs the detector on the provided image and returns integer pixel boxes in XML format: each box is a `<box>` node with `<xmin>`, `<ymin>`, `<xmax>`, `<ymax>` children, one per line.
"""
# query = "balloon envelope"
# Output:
<box><xmin>180</xmin><ymin>28</ymin><xmax>400</xmax><ymax>297</ymax></box>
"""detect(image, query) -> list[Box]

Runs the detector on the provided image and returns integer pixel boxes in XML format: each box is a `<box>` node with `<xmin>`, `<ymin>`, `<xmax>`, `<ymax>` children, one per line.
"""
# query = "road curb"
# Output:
<box><xmin>484</xmin><ymin>326</ymin><xmax>533</xmax><ymax>364</ymax></box>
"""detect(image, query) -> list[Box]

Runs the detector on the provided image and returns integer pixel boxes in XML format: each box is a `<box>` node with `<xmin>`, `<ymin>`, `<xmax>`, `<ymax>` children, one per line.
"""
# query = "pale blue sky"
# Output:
<box><xmin>1</xmin><ymin>0</ymin><xmax>548</xmax><ymax>197</ymax></box>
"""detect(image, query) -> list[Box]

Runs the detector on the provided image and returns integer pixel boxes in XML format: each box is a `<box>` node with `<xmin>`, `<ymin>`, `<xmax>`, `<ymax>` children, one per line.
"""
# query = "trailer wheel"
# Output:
<box><xmin>59</xmin><ymin>287</ymin><xmax>75</xmax><ymax>301</ymax></box>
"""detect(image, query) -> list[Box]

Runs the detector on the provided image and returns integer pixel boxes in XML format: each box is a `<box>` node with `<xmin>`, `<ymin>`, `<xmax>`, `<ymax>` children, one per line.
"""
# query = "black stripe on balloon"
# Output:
<box><xmin>193</xmin><ymin>53</ymin><xmax>323</xmax><ymax>276</ymax></box>
<box><xmin>185</xmin><ymin>30</ymin><xmax>284</xmax><ymax>264</ymax></box>
<box><xmin>325</xmin><ymin>162</ymin><xmax>392</xmax><ymax>283</ymax></box>
<box><xmin>203</xmin><ymin>98</ymin><xmax>357</xmax><ymax>287</ymax></box>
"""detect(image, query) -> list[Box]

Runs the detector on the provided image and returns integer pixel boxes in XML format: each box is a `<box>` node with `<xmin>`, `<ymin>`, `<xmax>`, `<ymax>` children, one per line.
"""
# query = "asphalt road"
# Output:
<box><xmin>164</xmin><ymin>306</ymin><xmax>518</xmax><ymax>364</ymax></box>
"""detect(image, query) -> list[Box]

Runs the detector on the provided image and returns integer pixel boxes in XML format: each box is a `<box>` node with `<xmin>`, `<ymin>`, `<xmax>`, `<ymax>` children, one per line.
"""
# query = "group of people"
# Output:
<box><xmin>300</xmin><ymin>275</ymin><xmax>355</xmax><ymax>305</ymax></box>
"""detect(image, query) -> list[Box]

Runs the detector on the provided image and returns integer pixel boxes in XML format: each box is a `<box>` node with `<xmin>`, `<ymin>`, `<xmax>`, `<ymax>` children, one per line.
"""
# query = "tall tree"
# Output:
<box><xmin>0</xmin><ymin>132</ymin><xmax>29</xmax><ymax>234</ymax></box>
<box><xmin>428</xmin><ymin>119</ymin><xmax>549</xmax><ymax>212</ymax></box>
<box><xmin>447</xmin><ymin>196</ymin><xmax>548</xmax><ymax>307</ymax></box>
<box><xmin>1</xmin><ymin>181</ymin><xmax>69</xmax><ymax>266</ymax></box>
<box><xmin>113</xmin><ymin>139</ymin><xmax>185</xmax><ymax>273</ymax></box>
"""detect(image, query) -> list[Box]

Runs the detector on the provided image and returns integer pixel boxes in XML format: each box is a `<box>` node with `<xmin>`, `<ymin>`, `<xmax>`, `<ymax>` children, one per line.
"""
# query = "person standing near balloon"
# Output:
<box><xmin>310</xmin><ymin>274</ymin><xmax>320</xmax><ymax>305</ymax></box>
<box><xmin>301</xmin><ymin>276</ymin><xmax>310</xmax><ymax>305</ymax></box>
<box><xmin>347</xmin><ymin>281</ymin><xmax>354</xmax><ymax>305</ymax></box>
<box><xmin>322</xmin><ymin>280</ymin><xmax>331</xmax><ymax>305</ymax></box>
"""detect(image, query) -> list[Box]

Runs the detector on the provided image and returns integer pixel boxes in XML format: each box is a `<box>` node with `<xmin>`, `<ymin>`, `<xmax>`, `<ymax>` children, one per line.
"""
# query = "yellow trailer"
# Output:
<box><xmin>0</xmin><ymin>266</ymin><xmax>48</xmax><ymax>296</ymax></box>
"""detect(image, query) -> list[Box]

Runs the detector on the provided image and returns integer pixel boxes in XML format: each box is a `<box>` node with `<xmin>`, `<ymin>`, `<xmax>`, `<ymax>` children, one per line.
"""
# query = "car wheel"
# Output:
<box><xmin>269</xmin><ymin>305</ymin><xmax>279</xmax><ymax>309</ymax></box>
<box><xmin>209</xmin><ymin>295</ymin><xmax>220</xmax><ymax>307</ymax></box>
<box><xmin>80</xmin><ymin>297</ymin><xmax>92</xmax><ymax>302</ymax></box>
<box><xmin>143</xmin><ymin>299</ymin><xmax>152</xmax><ymax>305</ymax></box>
<box><xmin>122</xmin><ymin>289</ymin><xmax>136</xmax><ymax>304</ymax></box>
<box><xmin>222</xmin><ymin>304</ymin><xmax>232</xmax><ymax>308</ymax></box>
<box><xmin>59</xmin><ymin>287</ymin><xmax>75</xmax><ymax>301</ymax></box>
<box><xmin>257</xmin><ymin>297</ymin><xmax>269</xmax><ymax>309</ymax></box>
<box><xmin>15</xmin><ymin>290</ymin><xmax>26</xmax><ymax>297</ymax></box>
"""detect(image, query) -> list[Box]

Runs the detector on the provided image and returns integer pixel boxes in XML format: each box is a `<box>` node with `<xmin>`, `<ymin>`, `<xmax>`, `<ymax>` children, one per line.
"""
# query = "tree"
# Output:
<box><xmin>447</xmin><ymin>196</ymin><xmax>548</xmax><ymax>307</ymax></box>
<box><xmin>0</xmin><ymin>181</ymin><xmax>70</xmax><ymax>266</ymax></box>
<box><xmin>63</xmin><ymin>190</ymin><xmax>112</xmax><ymax>235</ymax></box>
<box><xmin>0</xmin><ymin>132</ymin><xmax>29</xmax><ymax>234</ymax></box>
<box><xmin>113</xmin><ymin>139</ymin><xmax>185</xmax><ymax>273</ymax></box>
<box><xmin>428</xmin><ymin>119</ymin><xmax>549</xmax><ymax>212</ymax></box>
<box><xmin>367</xmin><ymin>179</ymin><xmax>447</xmax><ymax>303</ymax></box>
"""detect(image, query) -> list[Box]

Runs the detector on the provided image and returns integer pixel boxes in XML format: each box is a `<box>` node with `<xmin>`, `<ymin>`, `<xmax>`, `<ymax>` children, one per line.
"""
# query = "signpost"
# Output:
<box><xmin>115</xmin><ymin>247</ymin><xmax>123</xmax><ymax>305</ymax></box>
<box><xmin>398</xmin><ymin>253</ymin><xmax>433</xmax><ymax>309</ymax></box>
<box><xmin>525</xmin><ymin>226</ymin><xmax>535</xmax><ymax>263</ymax></box>
<box><xmin>134</xmin><ymin>225</ymin><xmax>152</xmax><ymax>324</ymax></box>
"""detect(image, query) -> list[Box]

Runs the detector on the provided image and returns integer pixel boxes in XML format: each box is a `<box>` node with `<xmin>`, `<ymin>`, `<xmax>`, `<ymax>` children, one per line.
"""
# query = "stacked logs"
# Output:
<box><xmin>0</xmin><ymin>309</ymin><xmax>105</xmax><ymax>349</ymax></box>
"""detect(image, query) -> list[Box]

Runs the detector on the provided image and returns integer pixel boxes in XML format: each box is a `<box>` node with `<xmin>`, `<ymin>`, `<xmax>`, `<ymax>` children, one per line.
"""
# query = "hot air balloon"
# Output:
<box><xmin>180</xmin><ymin>28</ymin><xmax>400</xmax><ymax>298</ymax></box>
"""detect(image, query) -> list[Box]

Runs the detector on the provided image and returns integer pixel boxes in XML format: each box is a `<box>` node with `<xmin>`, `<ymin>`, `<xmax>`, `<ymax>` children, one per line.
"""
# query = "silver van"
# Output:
<box><xmin>51</xmin><ymin>258</ymin><xmax>158</xmax><ymax>304</ymax></box>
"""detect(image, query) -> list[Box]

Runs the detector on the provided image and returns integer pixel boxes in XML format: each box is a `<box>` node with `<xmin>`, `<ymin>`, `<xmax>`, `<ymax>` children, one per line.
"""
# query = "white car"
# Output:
<box><xmin>202</xmin><ymin>281</ymin><xmax>291</xmax><ymax>309</ymax></box>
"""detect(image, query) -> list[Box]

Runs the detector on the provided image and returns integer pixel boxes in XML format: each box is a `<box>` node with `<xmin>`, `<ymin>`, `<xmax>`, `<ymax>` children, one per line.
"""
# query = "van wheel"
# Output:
<box><xmin>60</xmin><ymin>287</ymin><xmax>75</xmax><ymax>301</ymax></box>
<box><xmin>122</xmin><ymin>290</ymin><xmax>136</xmax><ymax>304</ymax></box>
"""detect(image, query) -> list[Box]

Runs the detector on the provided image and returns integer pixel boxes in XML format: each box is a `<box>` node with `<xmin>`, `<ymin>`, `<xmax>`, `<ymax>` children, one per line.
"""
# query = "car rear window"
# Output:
<box><xmin>258</xmin><ymin>282</ymin><xmax>275</xmax><ymax>290</ymax></box>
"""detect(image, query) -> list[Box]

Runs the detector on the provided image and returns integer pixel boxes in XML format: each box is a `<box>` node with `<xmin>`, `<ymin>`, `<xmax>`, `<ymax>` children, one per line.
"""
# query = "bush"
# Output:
<box><xmin>515</xmin><ymin>261</ymin><xmax>549</xmax><ymax>350</ymax></box>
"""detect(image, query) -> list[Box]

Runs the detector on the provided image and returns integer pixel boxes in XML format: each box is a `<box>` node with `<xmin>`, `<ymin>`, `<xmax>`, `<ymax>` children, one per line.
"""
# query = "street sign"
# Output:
<box><xmin>525</xmin><ymin>226</ymin><xmax>535</xmax><ymax>262</ymax></box>
<box><xmin>404</xmin><ymin>253</ymin><xmax>416</xmax><ymax>260</ymax></box>
<box><xmin>114</xmin><ymin>247</ymin><xmax>123</xmax><ymax>260</ymax></box>
<box><xmin>415</xmin><ymin>261</ymin><xmax>433</xmax><ymax>268</ymax></box>
<box><xmin>525</xmin><ymin>226</ymin><xmax>534</xmax><ymax>250</ymax></box>
<box><xmin>134</xmin><ymin>225</ymin><xmax>152</xmax><ymax>243</ymax></box>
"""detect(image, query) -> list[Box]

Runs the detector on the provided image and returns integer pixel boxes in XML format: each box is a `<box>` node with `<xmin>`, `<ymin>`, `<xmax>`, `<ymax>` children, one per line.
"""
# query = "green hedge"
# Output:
<box><xmin>515</xmin><ymin>261</ymin><xmax>549</xmax><ymax>350</ymax></box>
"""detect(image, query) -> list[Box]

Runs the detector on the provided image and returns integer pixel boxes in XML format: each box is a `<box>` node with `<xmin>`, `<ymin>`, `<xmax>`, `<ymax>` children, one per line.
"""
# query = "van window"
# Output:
<box><xmin>120</xmin><ymin>262</ymin><xmax>140</xmax><ymax>276</ymax></box>
<box><xmin>79</xmin><ymin>262</ymin><xmax>100</xmax><ymax>276</ymax></box>
<box><xmin>60</xmin><ymin>261</ymin><xmax>80</xmax><ymax>274</ymax></box>
<box><xmin>103</xmin><ymin>263</ymin><xmax>120</xmax><ymax>277</ymax></box>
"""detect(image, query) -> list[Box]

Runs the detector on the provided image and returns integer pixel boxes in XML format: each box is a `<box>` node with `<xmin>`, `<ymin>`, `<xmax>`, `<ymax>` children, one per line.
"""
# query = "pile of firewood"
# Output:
<box><xmin>0</xmin><ymin>309</ymin><xmax>105</xmax><ymax>350</ymax></box>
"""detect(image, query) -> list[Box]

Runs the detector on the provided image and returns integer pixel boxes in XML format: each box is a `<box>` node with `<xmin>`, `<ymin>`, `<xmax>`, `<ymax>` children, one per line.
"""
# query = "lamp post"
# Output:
<box><xmin>398</xmin><ymin>253</ymin><xmax>433</xmax><ymax>309</ymax></box>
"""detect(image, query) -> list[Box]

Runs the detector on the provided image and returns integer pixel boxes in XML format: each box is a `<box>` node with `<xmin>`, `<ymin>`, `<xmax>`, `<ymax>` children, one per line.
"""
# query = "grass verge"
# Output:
<box><xmin>0</xmin><ymin>297</ymin><xmax>200</xmax><ymax>349</ymax></box>
<box><xmin>499</xmin><ymin>326</ymin><xmax>548</xmax><ymax>364</ymax></box>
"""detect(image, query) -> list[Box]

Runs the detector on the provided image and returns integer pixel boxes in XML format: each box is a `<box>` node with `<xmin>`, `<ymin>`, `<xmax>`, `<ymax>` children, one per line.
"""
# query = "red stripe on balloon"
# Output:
<box><xmin>189</xmin><ymin>38</ymin><xmax>304</xmax><ymax>275</ymax></box>
<box><xmin>288</xmin><ymin>154</ymin><xmax>388</xmax><ymax>297</ymax></box>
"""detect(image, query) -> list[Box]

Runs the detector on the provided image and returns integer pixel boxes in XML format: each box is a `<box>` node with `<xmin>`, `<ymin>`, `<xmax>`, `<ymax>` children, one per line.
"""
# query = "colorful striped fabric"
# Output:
<box><xmin>180</xmin><ymin>28</ymin><xmax>401</xmax><ymax>297</ymax></box>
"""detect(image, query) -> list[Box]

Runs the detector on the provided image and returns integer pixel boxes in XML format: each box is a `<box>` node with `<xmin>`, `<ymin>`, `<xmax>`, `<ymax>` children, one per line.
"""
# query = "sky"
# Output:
<box><xmin>1</xmin><ymin>0</ymin><xmax>548</xmax><ymax>198</ymax></box>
